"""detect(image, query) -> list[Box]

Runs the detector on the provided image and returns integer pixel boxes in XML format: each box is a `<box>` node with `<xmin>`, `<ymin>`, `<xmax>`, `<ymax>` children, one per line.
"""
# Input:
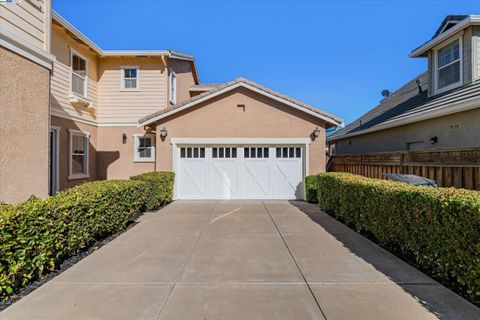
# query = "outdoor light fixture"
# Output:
<box><xmin>122</xmin><ymin>133</ymin><xmax>127</xmax><ymax>144</ymax></box>
<box><xmin>430</xmin><ymin>136</ymin><xmax>438</xmax><ymax>145</ymax></box>
<box><xmin>160</xmin><ymin>127</ymin><xmax>168</xmax><ymax>138</ymax></box>
<box><xmin>313</xmin><ymin>127</ymin><xmax>321</xmax><ymax>138</ymax></box>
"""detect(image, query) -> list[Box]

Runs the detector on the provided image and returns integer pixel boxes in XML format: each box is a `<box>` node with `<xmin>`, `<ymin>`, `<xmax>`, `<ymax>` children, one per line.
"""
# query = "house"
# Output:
<box><xmin>328</xmin><ymin>15</ymin><xmax>480</xmax><ymax>155</ymax></box>
<box><xmin>0</xmin><ymin>1</ymin><xmax>342</xmax><ymax>203</ymax></box>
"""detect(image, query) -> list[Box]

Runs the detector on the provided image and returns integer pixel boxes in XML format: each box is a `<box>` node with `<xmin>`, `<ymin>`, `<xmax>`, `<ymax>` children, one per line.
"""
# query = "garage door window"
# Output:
<box><xmin>180</xmin><ymin>147</ymin><xmax>205</xmax><ymax>158</ymax></box>
<box><xmin>244</xmin><ymin>147</ymin><xmax>269</xmax><ymax>158</ymax></box>
<box><xmin>276</xmin><ymin>147</ymin><xmax>301</xmax><ymax>158</ymax></box>
<box><xmin>213</xmin><ymin>147</ymin><xmax>237</xmax><ymax>158</ymax></box>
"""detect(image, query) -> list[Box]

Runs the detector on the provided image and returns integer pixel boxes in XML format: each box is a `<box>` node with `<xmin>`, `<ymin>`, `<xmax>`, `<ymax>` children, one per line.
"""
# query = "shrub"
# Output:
<box><xmin>305</xmin><ymin>175</ymin><xmax>318</xmax><ymax>203</ymax></box>
<box><xmin>0</xmin><ymin>173</ymin><xmax>174</xmax><ymax>299</ymax></box>
<box><xmin>130</xmin><ymin>171</ymin><xmax>175</xmax><ymax>211</ymax></box>
<box><xmin>316</xmin><ymin>172</ymin><xmax>480</xmax><ymax>305</ymax></box>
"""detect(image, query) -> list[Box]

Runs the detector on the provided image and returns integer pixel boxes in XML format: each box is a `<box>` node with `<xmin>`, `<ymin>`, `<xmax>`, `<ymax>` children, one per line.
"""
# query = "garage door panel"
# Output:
<box><xmin>176</xmin><ymin>145</ymin><xmax>304</xmax><ymax>200</ymax></box>
<box><xmin>241</xmin><ymin>160</ymin><xmax>270</xmax><ymax>199</ymax></box>
<box><xmin>210</xmin><ymin>160</ymin><xmax>238</xmax><ymax>199</ymax></box>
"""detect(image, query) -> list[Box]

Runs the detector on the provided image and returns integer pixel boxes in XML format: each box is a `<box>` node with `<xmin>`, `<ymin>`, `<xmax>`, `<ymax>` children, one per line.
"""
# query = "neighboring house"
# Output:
<box><xmin>0</xmin><ymin>1</ymin><xmax>342</xmax><ymax>203</ymax></box>
<box><xmin>329</xmin><ymin>15</ymin><xmax>480</xmax><ymax>155</ymax></box>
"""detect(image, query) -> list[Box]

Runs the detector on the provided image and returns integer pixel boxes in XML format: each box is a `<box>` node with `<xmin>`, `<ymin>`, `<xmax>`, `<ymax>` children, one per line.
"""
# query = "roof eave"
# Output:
<box><xmin>139</xmin><ymin>81</ymin><xmax>343</xmax><ymax>128</ymax></box>
<box><xmin>410</xmin><ymin>15</ymin><xmax>480</xmax><ymax>58</ymax></box>
<box><xmin>328</xmin><ymin>98</ymin><xmax>480</xmax><ymax>141</ymax></box>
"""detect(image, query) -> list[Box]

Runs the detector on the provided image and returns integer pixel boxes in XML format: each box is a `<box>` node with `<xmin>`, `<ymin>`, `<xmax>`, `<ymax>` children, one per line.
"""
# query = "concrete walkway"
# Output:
<box><xmin>2</xmin><ymin>201</ymin><xmax>479</xmax><ymax>320</ymax></box>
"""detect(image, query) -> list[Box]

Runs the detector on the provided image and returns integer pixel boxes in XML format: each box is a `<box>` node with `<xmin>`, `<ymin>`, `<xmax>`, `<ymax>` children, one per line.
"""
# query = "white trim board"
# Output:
<box><xmin>139</xmin><ymin>81</ymin><xmax>343</xmax><ymax>127</ymax></box>
<box><xmin>0</xmin><ymin>27</ymin><xmax>55</xmax><ymax>70</ymax></box>
<box><xmin>170</xmin><ymin>138</ymin><xmax>311</xmax><ymax>145</ymax></box>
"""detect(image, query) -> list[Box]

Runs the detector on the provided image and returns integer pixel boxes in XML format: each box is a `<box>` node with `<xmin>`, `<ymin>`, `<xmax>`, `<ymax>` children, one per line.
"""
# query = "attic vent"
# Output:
<box><xmin>381</xmin><ymin>89</ymin><xmax>391</xmax><ymax>98</ymax></box>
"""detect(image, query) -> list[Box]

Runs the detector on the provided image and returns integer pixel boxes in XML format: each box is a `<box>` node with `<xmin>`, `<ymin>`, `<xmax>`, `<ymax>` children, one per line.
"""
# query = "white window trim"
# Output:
<box><xmin>434</xmin><ymin>34</ymin><xmax>463</xmax><ymax>95</ymax></box>
<box><xmin>133</xmin><ymin>133</ymin><xmax>155</xmax><ymax>162</ymax></box>
<box><xmin>68</xmin><ymin>129</ymin><xmax>90</xmax><ymax>180</ymax></box>
<box><xmin>70</xmin><ymin>48</ymin><xmax>89</xmax><ymax>98</ymax></box>
<box><xmin>120</xmin><ymin>66</ymin><xmax>140</xmax><ymax>91</ymax></box>
<box><xmin>169</xmin><ymin>69</ymin><xmax>177</xmax><ymax>104</ymax></box>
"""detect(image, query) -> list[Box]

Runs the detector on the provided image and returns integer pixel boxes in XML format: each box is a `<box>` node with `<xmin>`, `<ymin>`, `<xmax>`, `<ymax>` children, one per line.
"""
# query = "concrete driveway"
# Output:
<box><xmin>2</xmin><ymin>201</ymin><xmax>479</xmax><ymax>320</ymax></box>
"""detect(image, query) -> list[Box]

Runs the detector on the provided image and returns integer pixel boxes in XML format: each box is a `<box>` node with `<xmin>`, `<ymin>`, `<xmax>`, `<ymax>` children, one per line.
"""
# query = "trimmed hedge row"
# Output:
<box><xmin>0</xmin><ymin>172</ymin><xmax>174</xmax><ymax>298</ymax></box>
<box><xmin>314</xmin><ymin>172</ymin><xmax>480</xmax><ymax>305</ymax></box>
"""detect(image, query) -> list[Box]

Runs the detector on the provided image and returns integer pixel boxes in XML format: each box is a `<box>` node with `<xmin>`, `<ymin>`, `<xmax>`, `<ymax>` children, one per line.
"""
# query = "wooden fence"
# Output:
<box><xmin>327</xmin><ymin>148</ymin><xmax>480</xmax><ymax>190</ymax></box>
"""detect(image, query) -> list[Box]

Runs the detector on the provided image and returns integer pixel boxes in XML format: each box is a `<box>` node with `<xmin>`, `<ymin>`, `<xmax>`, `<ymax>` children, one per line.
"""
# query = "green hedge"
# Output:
<box><xmin>130</xmin><ymin>171</ymin><xmax>175</xmax><ymax>210</ymax></box>
<box><xmin>305</xmin><ymin>175</ymin><xmax>318</xmax><ymax>203</ymax></box>
<box><xmin>315</xmin><ymin>172</ymin><xmax>480</xmax><ymax>305</ymax></box>
<box><xmin>0</xmin><ymin>172</ymin><xmax>174</xmax><ymax>298</ymax></box>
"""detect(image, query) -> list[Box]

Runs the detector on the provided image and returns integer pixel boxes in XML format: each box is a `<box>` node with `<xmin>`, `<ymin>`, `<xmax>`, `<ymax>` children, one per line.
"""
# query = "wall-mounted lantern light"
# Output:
<box><xmin>313</xmin><ymin>127</ymin><xmax>321</xmax><ymax>138</ymax></box>
<box><xmin>430</xmin><ymin>136</ymin><xmax>438</xmax><ymax>145</ymax></box>
<box><xmin>160</xmin><ymin>127</ymin><xmax>168</xmax><ymax>138</ymax></box>
<box><xmin>122</xmin><ymin>133</ymin><xmax>127</xmax><ymax>144</ymax></box>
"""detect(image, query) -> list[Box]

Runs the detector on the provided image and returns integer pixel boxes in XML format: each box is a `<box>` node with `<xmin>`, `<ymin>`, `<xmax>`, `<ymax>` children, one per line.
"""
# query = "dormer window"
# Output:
<box><xmin>436</xmin><ymin>38</ymin><xmax>462</xmax><ymax>93</ymax></box>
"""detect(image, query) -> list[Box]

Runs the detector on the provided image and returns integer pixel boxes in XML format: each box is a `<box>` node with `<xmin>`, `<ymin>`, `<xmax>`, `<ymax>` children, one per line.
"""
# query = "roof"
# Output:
<box><xmin>139</xmin><ymin>77</ymin><xmax>343</xmax><ymax>127</ymax></box>
<box><xmin>51</xmin><ymin>10</ymin><xmax>199</xmax><ymax>82</ymax></box>
<box><xmin>189</xmin><ymin>84</ymin><xmax>223</xmax><ymax>91</ymax></box>
<box><xmin>329</xmin><ymin>73</ymin><xmax>480</xmax><ymax>141</ymax></box>
<box><xmin>410</xmin><ymin>14</ymin><xmax>480</xmax><ymax>57</ymax></box>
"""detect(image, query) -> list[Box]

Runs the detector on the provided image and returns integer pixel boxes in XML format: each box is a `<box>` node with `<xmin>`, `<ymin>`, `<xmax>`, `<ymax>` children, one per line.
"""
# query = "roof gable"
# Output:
<box><xmin>138</xmin><ymin>77</ymin><xmax>343</xmax><ymax>127</ymax></box>
<box><xmin>432</xmin><ymin>15</ymin><xmax>469</xmax><ymax>38</ymax></box>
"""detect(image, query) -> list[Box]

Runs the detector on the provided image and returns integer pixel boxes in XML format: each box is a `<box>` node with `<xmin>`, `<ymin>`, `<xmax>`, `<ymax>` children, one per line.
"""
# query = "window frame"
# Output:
<box><xmin>133</xmin><ymin>133</ymin><xmax>155</xmax><ymax>162</ymax></box>
<box><xmin>70</xmin><ymin>49</ymin><xmax>89</xmax><ymax>98</ymax></box>
<box><xmin>120</xmin><ymin>66</ymin><xmax>140</xmax><ymax>91</ymax></box>
<box><xmin>434</xmin><ymin>35</ymin><xmax>463</xmax><ymax>94</ymax></box>
<box><xmin>169</xmin><ymin>69</ymin><xmax>177</xmax><ymax>104</ymax></box>
<box><xmin>68</xmin><ymin>129</ymin><xmax>90</xmax><ymax>180</ymax></box>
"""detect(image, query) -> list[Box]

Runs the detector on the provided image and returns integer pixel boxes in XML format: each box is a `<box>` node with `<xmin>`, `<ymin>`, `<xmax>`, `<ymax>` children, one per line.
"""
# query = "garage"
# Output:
<box><xmin>175</xmin><ymin>142</ymin><xmax>305</xmax><ymax>200</ymax></box>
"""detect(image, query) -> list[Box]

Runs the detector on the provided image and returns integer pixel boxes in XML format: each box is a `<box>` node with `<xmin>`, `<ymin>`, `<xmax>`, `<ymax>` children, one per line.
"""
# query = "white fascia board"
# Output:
<box><xmin>0</xmin><ymin>27</ymin><xmax>55</xmax><ymax>70</ymax></box>
<box><xmin>102</xmin><ymin>50</ymin><xmax>170</xmax><ymax>57</ymax></box>
<box><xmin>139</xmin><ymin>82</ymin><xmax>343</xmax><ymax>127</ymax></box>
<box><xmin>329</xmin><ymin>97</ymin><xmax>480</xmax><ymax>141</ymax></box>
<box><xmin>171</xmin><ymin>138</ymin><xmax>311</xmax><ymax>145</ymax></box>
<box><xmin>410</xmin><ymin>15</ymin><xmax>480</xmax><ymax>58</ymax></box>
<box><xmin>52</xmin><ymin>10</ymin><xmax>103</xmax><ymax>54</ymax></box>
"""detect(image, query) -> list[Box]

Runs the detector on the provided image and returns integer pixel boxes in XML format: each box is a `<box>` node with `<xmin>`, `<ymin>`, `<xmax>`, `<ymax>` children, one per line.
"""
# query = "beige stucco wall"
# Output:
<box><xmin>51</xmin><ymin>116</ymin><xmax>98</xmax><ymax>190</ymax></box>
<box><xmin>0</xmin><ymin>47</ymin><xmax>50</xmax><ymax>203</ymax></box>
<box><xmin>153</xmin><ymin>87</ymin><xmax>327</xmax><ymax>175</ymax></box>
<box><xmin>96</xmin><ymin>126</ymin><xmax>156</xmax><ymax>180</ymax></box>
<box><xmin>334</xmin><ymin>107</ymin><xmax>480</xmax><ymax>154</ymax></box>
<box><xmin>168</xmin><ymin>58</ymin><xmax>196</xmax><ymax>105</ymax></box>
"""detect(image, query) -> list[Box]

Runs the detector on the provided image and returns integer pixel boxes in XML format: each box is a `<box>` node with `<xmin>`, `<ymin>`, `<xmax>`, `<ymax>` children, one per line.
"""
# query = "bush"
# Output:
<box><xmin>305</xmin><ymin>175</ymin><xmax>318</xmax><ymax>203</ymax></box>
<box><xmin>0</xmin><ymin>173</ymin><xmax>174</xmax><ymax>298</ymax></box>
<box><xmin>315</xmin><ymin>172</ymin><xmax>480</xmax><ymax>305</ymax></box>
<box><xmin>130</xmin><ymin>171</ymin><xmax>175</xmax><ymax>211</ymax></box>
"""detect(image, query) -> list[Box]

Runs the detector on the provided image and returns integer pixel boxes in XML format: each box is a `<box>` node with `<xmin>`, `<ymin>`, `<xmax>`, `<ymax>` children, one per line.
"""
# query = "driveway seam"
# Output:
<box><xmin>153</xmin><ymin>201</ymin><xmax>219</xmax><ymax>320</ymax></box>
<box><xmin>262</xmin><ymin>201</ymin><xmax>329</xmax><ymax>320</ymax></box>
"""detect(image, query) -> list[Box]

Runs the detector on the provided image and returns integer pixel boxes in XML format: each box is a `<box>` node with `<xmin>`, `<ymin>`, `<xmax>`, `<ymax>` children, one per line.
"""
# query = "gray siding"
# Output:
<box><xmin>334</xmin><ymin>108</ymin><xmax>480</xmax><ymax>154</ymax></box>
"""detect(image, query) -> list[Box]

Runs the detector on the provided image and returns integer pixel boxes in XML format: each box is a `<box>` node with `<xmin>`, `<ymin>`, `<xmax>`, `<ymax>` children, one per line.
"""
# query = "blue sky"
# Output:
<box><xmin>54</xmin><ymin>0</ymin><xmax>480</xmax><ymax>125</ymax></box>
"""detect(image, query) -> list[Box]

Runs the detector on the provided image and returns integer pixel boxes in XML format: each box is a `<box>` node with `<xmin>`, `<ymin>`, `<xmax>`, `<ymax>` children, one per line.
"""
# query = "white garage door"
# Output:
<box><xmin>176</xmin><ymin>145</ymin><xmax>304</xmax><ymax>200</ymax></box>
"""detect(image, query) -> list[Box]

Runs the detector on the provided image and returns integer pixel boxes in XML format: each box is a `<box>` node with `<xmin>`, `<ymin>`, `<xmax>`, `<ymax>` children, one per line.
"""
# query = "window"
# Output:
<box><xmin>276</xmin><ymin>147</ymin><xmax>301</xmax><ymax>158</ymax></box>
<box><xmin>169</xmin><ymin>70</ymin><xmax>177</xmax><ymax>104</ymax></box>
<box><xmin>68</xmin><ymin>130</ymin><xmax>89</xmax><ymax>179</ymax></box>
<box><xmin>244</xmin><ymin>147</ymin><xmax>269</xmax><ymax>158</ymax></box>
<box><xmin>180</xmin><ymin>147</ymin><xmax>206</xmax><ymax>158</ymax></box>
<box><xmin>436</xmin><ymin>38</ymin><xmax>462</xmax><ymax>92</ymax></box>
<box><xmin>121</xmin><ymin>67</ymin><xmax>139</xmax><ymax>90</ymax></box>
<box><xmin>71</xmin><ymin>50</ymin><xmax>87</xmax><ymax>97</ymax></box>
<box><xmin>213</xmin><ymin>147</ymin><xmax>237</xmax><ymax>158</ymax></box>
<box><xmin>134</xmin><ymin>134</ymin><xmax>155</xmax><ymax>162</ymax></box>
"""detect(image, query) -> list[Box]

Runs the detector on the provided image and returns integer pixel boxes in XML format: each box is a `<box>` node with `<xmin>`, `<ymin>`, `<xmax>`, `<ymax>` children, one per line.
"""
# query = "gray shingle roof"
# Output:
<box><xmin>139</xmin><ymin>77</ymin><xmax>343</xmax><ymax>126</ymax></box>
<box><xmin>329</xmin><ymin>72</ymin><xmax>480</xmax><ymax>141</ymax></box>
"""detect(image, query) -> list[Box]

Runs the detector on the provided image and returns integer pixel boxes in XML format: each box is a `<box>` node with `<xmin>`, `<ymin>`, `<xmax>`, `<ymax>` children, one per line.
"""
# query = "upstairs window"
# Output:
<box><xmin>71</xmin><ymin>51</ymin><xmax>88</xmax><ymax>97</ymax></box>
<box><xmin>169</xmin><ymin>70</ymin><xmax>177</xmax><ymax>104</ymax></box>
<box><xmin>436</xmin><ymin>38</ymin><xmax>461</xmax><ymax>92</ymax></box>
<box><xmin>121</xmin><ymin>67</ymin><xmax>139</xmax><ymax>90</ymax></box>
<box><xmin>133</xmin><ymin>134</ymin><xmax>155</xmax><ymax>162</ymax></box>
